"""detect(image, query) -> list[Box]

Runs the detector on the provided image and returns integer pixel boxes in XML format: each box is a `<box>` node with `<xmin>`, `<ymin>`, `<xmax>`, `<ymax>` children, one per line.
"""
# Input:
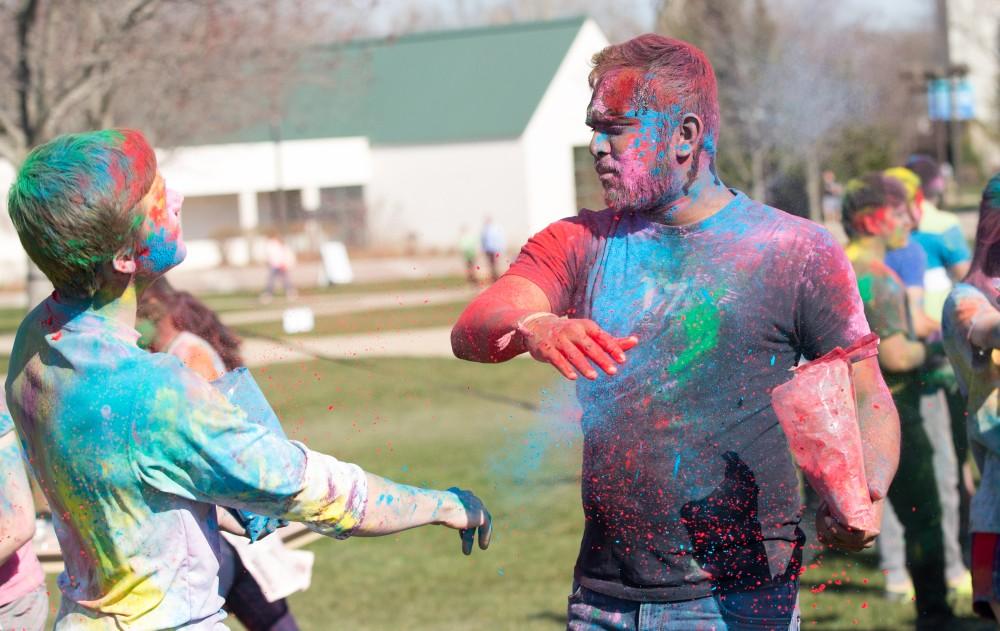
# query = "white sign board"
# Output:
<box><xmin>319</xmin><ymin>241</ymin><xmax>354</xmax><ymax>285</ymax></box>
<box><xmin>282</xmin><ymin>307</ymin><xmax>315</xmax><ymax>335</ymax></box>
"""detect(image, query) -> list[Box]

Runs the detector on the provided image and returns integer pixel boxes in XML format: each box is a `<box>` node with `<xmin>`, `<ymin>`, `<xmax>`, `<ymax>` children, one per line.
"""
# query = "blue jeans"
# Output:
<box><xmin>567</xmin><ymin>581</ymin><xmax>800</xmax><ymax>631</ymax></box>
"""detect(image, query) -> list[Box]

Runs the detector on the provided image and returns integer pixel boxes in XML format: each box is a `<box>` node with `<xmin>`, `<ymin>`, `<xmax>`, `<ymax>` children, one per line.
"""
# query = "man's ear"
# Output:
<box><xmin>857</xmin><ymin>212</ymin><xmax>882</xmax><ymax>237</ymax></box>
<box><xmin>112</xmin><ymin>250</ymin><xmax>137</xmax><ymax>275</ymax></box>
<box><xmin>676</xmin><ymin>113</ymin><xmax>703</xmax><ymax>161</ymax></box>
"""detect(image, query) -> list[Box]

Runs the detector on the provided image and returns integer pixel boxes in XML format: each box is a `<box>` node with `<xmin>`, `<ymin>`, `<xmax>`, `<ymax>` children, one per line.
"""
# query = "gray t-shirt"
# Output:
<box><xmin>508</xmin><ymin>192</ymin><xmax>871</xmax><ymax>601</ymax></box>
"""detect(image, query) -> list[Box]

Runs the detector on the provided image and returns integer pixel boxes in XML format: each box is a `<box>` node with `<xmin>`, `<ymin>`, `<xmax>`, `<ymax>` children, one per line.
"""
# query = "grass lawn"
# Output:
<box><xmin>233</xmin><ymin>300</ymin><xmax>469</xmax><ymax>339</ymax></box>
<box><xmin>0</xmin><ymin>306</ymin><xmax>26</xmax><ymax>335</ymax></box>
<box><xmin>41</xmin><ymin>357</ymin><xmax>991</xmax><ymax>629</ymax></box>
<box><xmin>200</xmin><ymin>275</ymin><xmax>470</xmax><ymax>314</ymax></box>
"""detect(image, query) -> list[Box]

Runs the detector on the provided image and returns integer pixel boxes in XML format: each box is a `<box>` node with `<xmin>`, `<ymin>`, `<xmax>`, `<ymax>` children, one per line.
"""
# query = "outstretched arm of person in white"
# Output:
<box><xmin>0</xmin><ymin>430</ymin><xmax>36</xmax><ymax>565</ymax></box>
<box><xmin>131</xmin><ymin>367</ymin><xmax>491</xmax><ymax>554</ymax></box>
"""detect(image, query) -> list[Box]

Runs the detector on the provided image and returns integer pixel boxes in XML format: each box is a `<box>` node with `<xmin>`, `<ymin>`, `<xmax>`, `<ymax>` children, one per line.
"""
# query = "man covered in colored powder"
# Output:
<box><xmin>452</xmin><ymin>35</ymin><xmax>901</xmax><ymax>629</ymax></box>
<box><xmin>841</xmin><ymin>173</ymin><xmax>953</xmax><ymax>623</ymax></box>
<box><xmin>4</xmin><ymin>129</ymin><xmax>492</xmax><ymax>629</ymax></box>
<box><xmin>942</xmin><ymin>172</ymin><xmax>1000</xmax><ymax>621</ymax></box>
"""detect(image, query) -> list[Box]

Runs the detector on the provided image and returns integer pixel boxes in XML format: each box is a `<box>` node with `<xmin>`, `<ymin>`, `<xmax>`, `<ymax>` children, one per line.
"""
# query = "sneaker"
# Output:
<box><xmin>883</xmin><ymin>578</ymin><xmax>915</xmax><ymax>603</ymax></box>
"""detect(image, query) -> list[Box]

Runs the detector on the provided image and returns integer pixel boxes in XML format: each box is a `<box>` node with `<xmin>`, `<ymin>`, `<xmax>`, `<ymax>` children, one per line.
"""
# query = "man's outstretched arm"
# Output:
<box><xmin>853</xmin><ymin>355</ymin><xmax>901</xmax><ymax>502</ymax></box>
<box><xmin>451</xmin><ymin>276</ymin><xmax>553</xmax><ymax>363</ymax></box>
<box><xmin>451</xmin><ymin>275</ymin><xmax>636</xmax><ymax>380</ymax></box>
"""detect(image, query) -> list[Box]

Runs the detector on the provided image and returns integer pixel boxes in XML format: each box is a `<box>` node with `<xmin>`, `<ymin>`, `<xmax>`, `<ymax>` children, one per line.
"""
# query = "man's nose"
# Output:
<box><xmin>590</xmin><ymin>131</ymin><xmax>609</xmax><ymax>159</ymax></box>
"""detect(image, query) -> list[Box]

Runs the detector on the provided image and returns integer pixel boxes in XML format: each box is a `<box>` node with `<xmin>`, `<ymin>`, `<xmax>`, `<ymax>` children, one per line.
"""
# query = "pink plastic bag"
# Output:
<box><xmin>771</xmin><ymin>333</ymin><xmax>880</xmax><ymax>533</ymax></box>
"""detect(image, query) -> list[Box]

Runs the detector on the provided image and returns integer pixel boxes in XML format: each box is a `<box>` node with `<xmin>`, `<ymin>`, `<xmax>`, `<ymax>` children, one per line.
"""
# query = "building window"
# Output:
<box><xmin>315</xmin><ymin>186</ymin><xmax>367</xmax><ymax>247</ymax></box>
<box><xmin>573</xmin><ymin>146</ymin><xmax>604</xmax><ymax>212</ymax></box>
<box><xmin>255</xmin><ymin>186</ymin><xmax>366</xmax><ymax>246</ymax></box>
<box><xmin>258</xmin><ymin>190</ymin><xmax>304</xmax><ymax>228</ymax></box>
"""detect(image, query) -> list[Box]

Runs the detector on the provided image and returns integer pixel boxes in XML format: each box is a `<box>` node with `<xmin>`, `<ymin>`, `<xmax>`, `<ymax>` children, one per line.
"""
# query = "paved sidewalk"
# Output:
<box><xmin>0</xmin><ymin>285</ymin><xmax>479</xmax><ymax>353</ymax></box>
<box><xmin>241</xmin><ymin>326</ymin><xmax>458</xmax><ymax>366</ymax></box>
<box><xmin>221</xmin><ymin>287</ymin><xmax>477</xmax><ymax>326</ymax></box>
<box><xmin>0</xmin><ymin>327</ymin><xmax>471</xmax><ymax>390</ymax></box>
<box><xmin>0</xmin><ymin>253</ymin><xmax>498</xmax><ymax>308</ymax></box>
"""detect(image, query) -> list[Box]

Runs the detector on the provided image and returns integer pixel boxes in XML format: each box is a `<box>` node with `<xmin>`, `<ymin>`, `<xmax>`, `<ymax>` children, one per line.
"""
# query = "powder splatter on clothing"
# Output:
<box><xmin>845</xmin><ymin>244</ymin><xmax>920</xmax><ymax>406</ymax></box>
<box><xmin>507</xmin><ymin>191</ymin><xmax>869</xmax><ymax>602</ymax></box>
<box><xmin>4</xmin><ymin>293</ymin><xmax>368</xmax><ymax>628</ymax></box>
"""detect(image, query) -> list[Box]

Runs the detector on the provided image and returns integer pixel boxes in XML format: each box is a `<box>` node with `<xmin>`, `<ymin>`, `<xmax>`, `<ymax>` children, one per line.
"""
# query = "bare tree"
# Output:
<box><xmin>657</xmin><ymin>0</ymin><xmax>932</xmax><ymax>218</ymax></box>
<box><xmin>0</xmin><ymin>0</ymin><xmax>358</xmax><ymax>303</ymax></box>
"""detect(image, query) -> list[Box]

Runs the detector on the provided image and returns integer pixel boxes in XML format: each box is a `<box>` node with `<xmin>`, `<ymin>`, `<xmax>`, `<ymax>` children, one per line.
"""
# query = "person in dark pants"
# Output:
<box><xmin>480</xmin><ymin>216</ymin><xmax>505</xmax><ymax>283</ymax></box>
<box><xmin>842</xmin><ymin>173</ymin><xmax>953</xmax><ymax>626</ymax></box>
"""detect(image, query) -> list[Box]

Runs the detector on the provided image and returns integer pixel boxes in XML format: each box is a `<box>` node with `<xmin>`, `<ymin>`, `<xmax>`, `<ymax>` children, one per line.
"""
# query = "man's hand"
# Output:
<box><xmin>815</xmin><ymin>495</ymin><xmax>884</xmax><ymax>553</ymax></box>
<box><xmin>521</xmin><ymin>316</ymin><xmax>638</xmax><ymax>380</ymax></box>
<box><xmin>439</xmin><ymin>487</ymin><xmax>492</xmax><ymax>555</ymax></box>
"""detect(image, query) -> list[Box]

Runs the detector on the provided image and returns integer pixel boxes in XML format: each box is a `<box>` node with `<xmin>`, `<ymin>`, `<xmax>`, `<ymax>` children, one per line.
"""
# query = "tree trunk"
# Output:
<box><xmin>750</xmin><ymin>148</ymin><xmax>766</xmax><ymax>201</ymax></box>
<box><xmin>805</xmin><ymin>149</ymin><xmax>821</xmax><ymax>223</ymax></box>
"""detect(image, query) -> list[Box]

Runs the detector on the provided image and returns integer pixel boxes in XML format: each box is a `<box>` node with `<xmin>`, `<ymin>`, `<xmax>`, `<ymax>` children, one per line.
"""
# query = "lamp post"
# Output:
<box><xmin>925</xmin><ymin>63</ymin><xmax>972</xmax><ymax>185</ymax></box>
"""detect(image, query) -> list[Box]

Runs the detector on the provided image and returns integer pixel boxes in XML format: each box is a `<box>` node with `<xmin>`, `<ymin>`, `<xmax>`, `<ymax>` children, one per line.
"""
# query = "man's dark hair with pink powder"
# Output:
<box><xmin>589</xmin><ymin>34</ymin><xmax>720</xmax><ymax>164</ymax></box>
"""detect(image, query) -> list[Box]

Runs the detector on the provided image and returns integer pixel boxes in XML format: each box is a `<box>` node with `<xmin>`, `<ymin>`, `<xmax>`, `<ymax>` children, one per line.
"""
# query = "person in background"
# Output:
<box><xmin>0</xmin><ymin>404</ymin><xmax>47</xmax><ymax>630</ymax></box>
<box><xmin>880</xmin><ymin>167</ymin><xmax>972</xmax><ymax>602</ymax></box>
<box><xmin>261</xmin><ymin>232</ymin><xmax>297</xmax><ymax>303</ymax></box>
<box><xmin>942</xmin><ymin>172</ymin><xmax>1000</xmax><ymax>621</ymax></box>
<box><xmin>458</xmin><ymin>225</ymin><xmax>479</xmax><ymax>287</ymax></box>
<box><xmin>841</xmin><ymin>173</ymin><xmax>953</xmax><ymax>625</ymax></box>
<box><xmin>908</xmin><ymin>154</ymin><xmax>976</xmax><ymax>563</ymax></box>
<box><xmin>884</xmin><ymin>168</ymin><xmax>936</xmax><ymax>339</ymax></box>
<box><xmin>139</xmin><ymin>278</ymin><xmax>303</xmax><ymax>631</ymax></box>
<box><xmin>906</xmin><ymin>154</ymin><xmax>972</xmax><ymax>321</ymax></box>
<box><xmin>822</xmin><ymin>169</ymin><xmax>844</xmax><ymax>223</ymax></box>
<box><xmin>480</xmin><ymin>216</ymin><xmax>505</xmax><ymax>283</ymax></box>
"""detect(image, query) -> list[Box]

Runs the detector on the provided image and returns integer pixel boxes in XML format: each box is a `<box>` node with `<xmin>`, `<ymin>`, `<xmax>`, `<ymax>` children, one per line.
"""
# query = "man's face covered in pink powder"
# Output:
<box><xmin>586</xmin><ymin>69</ymin><xmax>688</xmax><ymax>214</ymax></box>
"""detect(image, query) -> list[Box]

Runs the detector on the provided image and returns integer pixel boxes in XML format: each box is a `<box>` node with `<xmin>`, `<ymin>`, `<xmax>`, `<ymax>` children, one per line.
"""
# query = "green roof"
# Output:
<box><xmin>217</xmin><ymin>16</ymin><xmax>587</xmax><ymax>146</ymax></box>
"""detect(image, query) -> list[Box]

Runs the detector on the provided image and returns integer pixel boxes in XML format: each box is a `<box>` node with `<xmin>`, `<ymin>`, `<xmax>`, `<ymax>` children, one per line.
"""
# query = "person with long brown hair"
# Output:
<box><xmin>138</xmin><ymin>278</ymin><xmax>242</xmax><ymax>379</ymax></box>
<box><xmin>139</xmin><ymin>277</ymin><xmax>302</xmax><ymax>630</ymax></box>
<box><xmin>942</xmin><ymin>172</ymin><xmax>1000</xmax><ymax>622</ymax></box>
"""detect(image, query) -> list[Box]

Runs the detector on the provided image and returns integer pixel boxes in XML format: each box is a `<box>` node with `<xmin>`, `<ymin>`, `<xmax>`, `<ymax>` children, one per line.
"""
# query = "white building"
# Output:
<box><xmin>0</xmin><ymin>16</ymin><xmax>609</xmax><ymax>283</ymax></box>
<box><xmin>947</xmin><ymin>0</ymin><xmax>1000</xmax><ymax>172</ymax></box>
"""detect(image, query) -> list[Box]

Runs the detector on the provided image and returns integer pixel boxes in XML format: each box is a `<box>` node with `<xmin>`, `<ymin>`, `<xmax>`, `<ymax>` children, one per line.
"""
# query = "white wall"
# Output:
<box><xmin>367</xmin><ymin>140</ymin><xmax>527</xmax><ymax>250</ymax></box>
<box><xmin>157</xmin><ymin>137</ymin><xmax>372</xmax><ymax>196</ymax></box>
<box><xmin>181</xmin><ymin>194</ymin><xmax>241</xmax><ymax>240</ymax></box>
<box><xmin>0</xmin><ymin>160</ymin><xmax>25</xmax><ymax>286</ymax></box>
<box><xmin>521</xmin><ymin>19</ymin><xmax>609</xmax><ymax>237</ymax></box>
<box><xmin>948</xmin><ymin>0</ymin><xmax>1000</xmax><ymax>170</ymax></box>
<box><xmin>159</xmin><ymin>137</ymin><xmax>372</xmax><ymax>270</ymax></box>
